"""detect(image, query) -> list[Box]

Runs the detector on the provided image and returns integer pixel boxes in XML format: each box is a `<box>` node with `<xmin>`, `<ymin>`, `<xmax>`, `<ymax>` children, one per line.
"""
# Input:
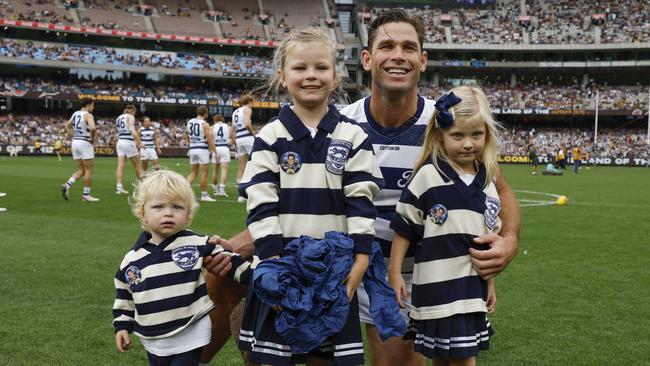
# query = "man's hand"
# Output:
<box><xmin>204</xmin><ymin>253</ymin><xmax>233</xmax><ymax>277</ymax></box>
<box><xmin>469</xmin><ymin>233</ymin><xmax>518</xmax><ymax>280</ymax></box>
<box><xmin>204</xmin><ymin>235</ymin><xmax>235</xmax><ymax>277</ymax></box>
<box><xmin>204</xmin><ymin>235</ymin><xmax>255</xmax><ymax>277</ymax></box>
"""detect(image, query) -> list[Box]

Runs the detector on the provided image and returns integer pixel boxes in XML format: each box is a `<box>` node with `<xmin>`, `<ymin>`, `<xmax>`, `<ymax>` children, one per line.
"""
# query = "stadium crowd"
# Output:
<box><xmin>3</xmin><ymin>76</ymin><xmax>648</xmax><ymax>112</ymax></box>
<box><xmin>1</xmin><ymin>77</ymin><xmax>274</xmax><ymax>106</ymax></box>
<box><xmin>82</xmin><ymin>0</ymin><xmax>129</xmax><ymax>11</ymax></box>
<box><xmin>500</xmin><ymin>127</ymin><xmax>649</xmax><ymax>160</ymax></box>
<box><xmin>0</xmin><ymin>113</ymin><xmax>189</xmax><ymax>148</ymax></box>
<box><xmin>419</xmin><ymin>82</ymin><xmax>649</xmax><ymax>111</ymax></box>
<box><xmin>1</xmin><ymin>0</ymin><xmax>648</xmax><ymax>44</ymax></box>
<box><xmin>0</xmin><ymin>0</ymin><xmax>74</xmax><ymax>26</ymax></box>
<box><xmin>0</xmin><ymin>39</ymin><xmax>274</xmax><ymax>76</ymax></box>
<box><xmin>1</xmin><ymin>113</ymin><xmax>647</xmax><ymax>160</ymax></box>
<box><xmin>365</xmin><ymin>0</ymin><xmax>650</xmax><ymax>45</ymax></box>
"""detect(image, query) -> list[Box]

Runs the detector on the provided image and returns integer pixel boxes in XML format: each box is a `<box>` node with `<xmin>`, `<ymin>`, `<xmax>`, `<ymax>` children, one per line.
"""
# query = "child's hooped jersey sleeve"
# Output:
<box><xmin>201</xmin><ymin>241</ymin><xmax>252</xmax><ymax>284</ymax></box>
<box><xmin>239</xmin><ymin>124</ymin><xmax>283</xmax><ymax>259</ymax></box>
<box><xmin>389</xmin><ymin>163</ymin><xmax>440</xmax><ymax>243</ymax></box>
<box><xmin>339</xmin><ymin>118</ymin><xmax>384</xmax><ymax>254</ymax></box>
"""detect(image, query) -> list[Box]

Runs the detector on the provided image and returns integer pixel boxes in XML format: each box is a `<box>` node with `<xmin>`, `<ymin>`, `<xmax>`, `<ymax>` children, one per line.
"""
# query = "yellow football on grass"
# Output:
<box><xmin>556</xmin><ymin>195</ymin><xmax>568</xmax><ymax>205</ymax></box>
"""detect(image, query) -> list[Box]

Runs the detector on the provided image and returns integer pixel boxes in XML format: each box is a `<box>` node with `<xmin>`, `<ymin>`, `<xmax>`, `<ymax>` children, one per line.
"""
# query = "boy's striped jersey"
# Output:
<box><xmin>112</xmin><ymin>230</ymin><xmax>251</xmax><ymax>338</ymax></box>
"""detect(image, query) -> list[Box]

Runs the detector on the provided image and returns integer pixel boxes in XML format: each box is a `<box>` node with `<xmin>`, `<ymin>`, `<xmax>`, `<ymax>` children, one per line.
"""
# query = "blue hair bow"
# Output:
<box><xmin>434</xmin><ymin>92</ymin><xmax>462</xmax><ymax>129</ymax></box>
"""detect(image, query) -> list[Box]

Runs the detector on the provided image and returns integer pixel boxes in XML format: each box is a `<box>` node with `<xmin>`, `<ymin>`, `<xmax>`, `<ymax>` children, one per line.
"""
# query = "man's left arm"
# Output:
<box><xmin>470</xmin><ymin>167</ymin><xmax>520</xmax><ymax>279</ymax></box>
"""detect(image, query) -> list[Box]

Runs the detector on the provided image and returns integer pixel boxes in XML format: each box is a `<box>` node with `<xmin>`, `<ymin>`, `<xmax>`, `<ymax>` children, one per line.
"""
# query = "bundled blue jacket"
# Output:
<box><xmin>253</xmin><ymin>231</ymin><xmax>405</xmax><ymax>353</ymax></box>
<box><xmin>363</xmin><ymin>241</ymin><xmax>407</xmax><ymax>341</ymax></box>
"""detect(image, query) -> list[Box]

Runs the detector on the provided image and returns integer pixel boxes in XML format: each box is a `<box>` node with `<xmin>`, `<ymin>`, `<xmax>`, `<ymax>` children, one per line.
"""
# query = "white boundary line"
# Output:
<box><xmin>514</xmin><ymin>190</ymin><xmax>560</xmax><ymax>207</ymax></box>
<box><xmin>515</xmin><ymin>190</ymin><xmax>562</xmax><ymax>199</ymax></box>
<box><xmin>517</xmin><ymin>199</ymin><xmax>556</xmax><ymax>207</ymax></box>
<box><xmin>515</xmin><ymin>190</ymin><xmax>650</xmax><ymax>209</ymax></box>
<box><xmin>568</xmin><ymin>202</ymin><xmax>650</xmax><ymax>209</ymax></box>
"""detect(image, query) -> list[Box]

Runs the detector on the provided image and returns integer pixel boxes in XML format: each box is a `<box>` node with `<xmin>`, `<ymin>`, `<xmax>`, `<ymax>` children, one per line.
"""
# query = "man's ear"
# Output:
<box><xmin>419</xmin><ymin>50</ymin><xmax>427</xmax><ymax>72</ymax></box>
<box><xmin>360</xmin><ymin>49</ymin><xmax>372</xmax><ymax>72</ymax></box>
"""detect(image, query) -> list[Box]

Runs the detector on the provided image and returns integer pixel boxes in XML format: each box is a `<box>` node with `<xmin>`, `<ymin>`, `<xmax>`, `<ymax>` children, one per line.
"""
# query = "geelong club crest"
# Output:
<box><xmin>484</xmin><ymin>196</ymin><xmax>501</xmax><ymax>230</ymax></box>
<box><xmin>326</xmin><ymin>139</ymin><xmax>352</xmax><ymax>175</ymax></box>
<box><xmin>171</xmin><ymin>246</ymin><xmax>200</xmax><ymax>271</ymax></box>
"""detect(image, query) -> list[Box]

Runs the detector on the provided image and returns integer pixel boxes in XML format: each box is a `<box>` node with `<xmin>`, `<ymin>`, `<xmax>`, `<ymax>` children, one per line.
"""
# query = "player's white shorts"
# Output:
<box><xmin>140</xmin><ymin>147</ymin><xmax>159</xmax><ymax>161</ymax></box>
<box><xmin>236</xmin><ymin>136</ymin><xmax>254</xmax><ymax>157</ymax></box>
<box><xmin>211</xmin><ymin>146</ymin><xmax>231</xmax><ymax>164</ymax></box>
<box><xmin>358</xmin><ymin>272</ymin><xmax>412</xmax><ymax>325</ymax></box>
<box><xmin>71</xmin><ymin>140</ymin><xmax>94</xmax><ymax>160</ymax></box>
<box><xmin>189</xmin><ymin>150</ymin><xmax>210</xmax><ymax>165</ymax></box>
<box><xmin>116</xmin><ymin>140</ymin><xmax>138</xmax><ymax>158</ymax></box>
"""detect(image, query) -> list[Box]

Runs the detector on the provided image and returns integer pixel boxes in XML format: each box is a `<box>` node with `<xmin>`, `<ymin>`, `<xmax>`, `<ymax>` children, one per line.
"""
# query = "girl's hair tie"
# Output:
<box><xmin>434</xmin><ymin>92</ymin><xmax>462</xmax><ymax>129</ymax></box>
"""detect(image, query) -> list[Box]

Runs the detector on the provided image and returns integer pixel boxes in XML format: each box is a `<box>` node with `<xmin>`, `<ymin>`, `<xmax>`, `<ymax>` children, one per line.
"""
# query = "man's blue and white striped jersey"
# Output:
<box><xmin>116</xmin><ymin>113</ymin><xmax>134</xmax><ymax>141</ymax></box>
<box><xmin>390</xmin><ymin>158</ymin><xmax>501</xmax><ymax>320</ymax></box>
<box><xmin>112</xmin><ymin>230</ymin><xmax>252</xmax><ymax>338</ymax></box>
<box><xmin>233</xmin><ymin>106</ymin><xmax>253</xmax><ymax>139</ymax></box>
<box><xmin>212</xmin><ymin>122</ymin><xmax>231</xmax><ymax>147</ymax></box>
<box><xmin>239</xmin><ymin>105</ymin><xmax>384</xmax><ymax>260</ymax></box>
<box><xmin>340</xmin><ymin>96</ymin><xmax>436</xmax><ymax>274</ymax></box>
<box><xmin>140</xmin><ymin>127</ymin><xmax>155</xmax><ymax>148</ymax></box>
<box><xmin>186</xmin><ymin>118</ymin><xmax>209</xmax><ymax>151</ymax></box>
<box><xmin>70</xmin><ymin>110</ymin><xmax>92</xmax><ymax>142</ymax></box>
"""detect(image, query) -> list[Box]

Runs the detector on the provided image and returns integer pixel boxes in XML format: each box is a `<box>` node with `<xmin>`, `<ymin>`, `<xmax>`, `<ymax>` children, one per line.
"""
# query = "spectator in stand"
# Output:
<box><xmin>0</xmin><ymin>38</ymin><xmax>274</xmax><ymax>75</ymax></box>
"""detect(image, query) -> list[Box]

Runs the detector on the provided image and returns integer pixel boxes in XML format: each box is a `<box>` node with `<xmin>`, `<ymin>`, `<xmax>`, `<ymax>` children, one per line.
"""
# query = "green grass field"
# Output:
<box><xmin>1</xmin><ymin>156</ymin><xmax>649</xmax><ymax>365</ymax></box>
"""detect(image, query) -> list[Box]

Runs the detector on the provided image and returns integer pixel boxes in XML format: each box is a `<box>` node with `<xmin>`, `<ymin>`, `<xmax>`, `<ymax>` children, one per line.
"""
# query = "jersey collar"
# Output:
<box><xmin>278</xmin><ymin>104</ymin><xmax>340</xmax><ymax>141</ymax></box>
<box><xmin>435</xmin><ymin>157</ymin><xmax>487</xmax><ymax>188</ymax></box>
<box><xmin>363</xmin><ymin>95</ymin><xmax>424</xmax><ymax>138</ymax></box>
<box><xmin>132</xmin><ymin>230</ymin><xmax>195</xmax><ymax>251</ymax></box>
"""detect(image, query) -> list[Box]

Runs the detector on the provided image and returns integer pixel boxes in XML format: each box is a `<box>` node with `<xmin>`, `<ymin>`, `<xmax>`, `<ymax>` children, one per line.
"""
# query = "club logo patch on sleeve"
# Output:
<box><xmin>484</xmin><ymin>196</ymin><xmax>501</xmax><ymax>230</ymax></box>
<box><xmin>125</xmin><ymin>266</ymin><xmax>142</xmax><ymax>287</ymax></box>
<box><xmin>326</xmin><ymin>139</ymin><xmax>352</xmax><ymax>175</ymax></box>
<box><xmin>429</xmin><ymin>204</ymin><xmax>448</xmax><ymax>224</ymax></box>
<box><xmin>171</xmin><ymin>246</ymin><xmax>200</xmax><ymax>271</ymax></box>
